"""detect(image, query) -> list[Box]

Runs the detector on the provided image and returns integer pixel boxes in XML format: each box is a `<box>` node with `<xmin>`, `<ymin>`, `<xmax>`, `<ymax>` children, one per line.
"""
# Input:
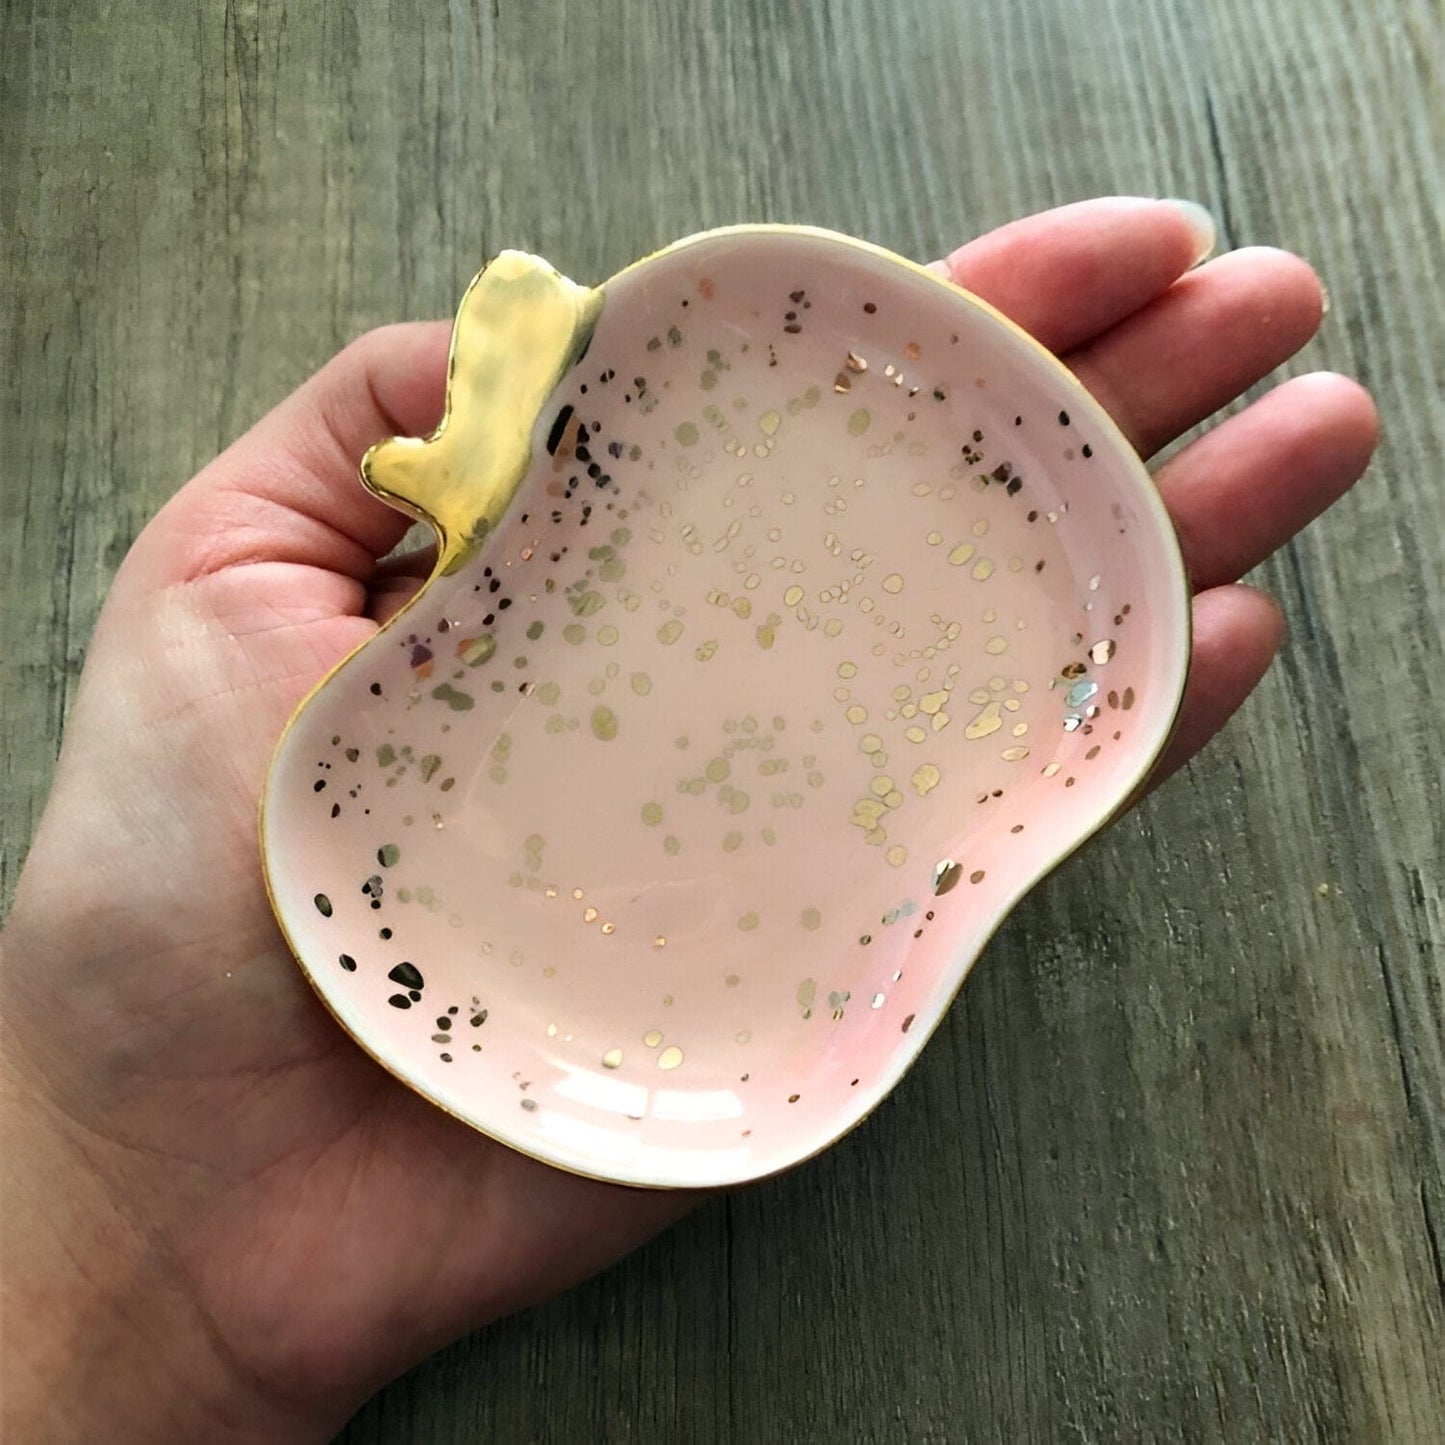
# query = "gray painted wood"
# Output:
<box><xmin>3</xmin><ymin>0</ymin><xmax>1440</xmax><ymax>1438</ymax></box>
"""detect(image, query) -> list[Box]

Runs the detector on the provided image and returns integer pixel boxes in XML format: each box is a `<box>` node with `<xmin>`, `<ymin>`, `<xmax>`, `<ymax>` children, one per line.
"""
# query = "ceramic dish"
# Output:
<box><xmin>262</xmin><ymin>225</ymin><xmax>1190</xmax><ymax>1188</ymax></box>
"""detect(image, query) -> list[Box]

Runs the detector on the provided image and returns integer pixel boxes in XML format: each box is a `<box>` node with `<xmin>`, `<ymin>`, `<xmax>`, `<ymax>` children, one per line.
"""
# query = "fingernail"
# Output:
<box><xmin>1161</xmin><ymin>198</ymin><xmax>1217</xmax><ymax>267</ymax></box>
<box><xmin>1319</xmin><ymin>282</ymin><xmax>1331</xmax><ymax>316</ymax></box>
<box><xmin>925</xmin><ymin>259</ymin><xmax>952</xmax><ymax>280</ymax></box>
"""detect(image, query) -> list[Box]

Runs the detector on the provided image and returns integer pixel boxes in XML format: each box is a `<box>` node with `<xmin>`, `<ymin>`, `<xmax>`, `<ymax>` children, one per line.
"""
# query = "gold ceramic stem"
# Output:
<box><xmin>361</xmin><ymin>251</ymin><xmax>604</xmax><ymax>573</ymax></box>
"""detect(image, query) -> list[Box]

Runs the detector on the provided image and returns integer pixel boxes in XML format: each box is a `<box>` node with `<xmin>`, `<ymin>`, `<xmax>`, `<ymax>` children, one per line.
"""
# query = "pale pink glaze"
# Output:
<box><xmin>263</xmin><ymin>229</ymin><xmax>1189</xmax><ymax>1187</ymax></box>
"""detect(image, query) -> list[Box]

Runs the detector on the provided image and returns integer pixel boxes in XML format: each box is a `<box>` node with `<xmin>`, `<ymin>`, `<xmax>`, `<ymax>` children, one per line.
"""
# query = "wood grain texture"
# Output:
<box><xmin>2</xmin><ymin>0</ymin><xmax>1440</xmax><ymax>1438</ymax></box>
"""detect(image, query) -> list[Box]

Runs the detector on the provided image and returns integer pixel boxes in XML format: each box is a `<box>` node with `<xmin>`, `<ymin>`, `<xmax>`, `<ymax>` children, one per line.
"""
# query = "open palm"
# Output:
<box><xmin>1</xmin><ymin>200</ymin><xmax>1377</xmax><ymax>1441</ymax></box>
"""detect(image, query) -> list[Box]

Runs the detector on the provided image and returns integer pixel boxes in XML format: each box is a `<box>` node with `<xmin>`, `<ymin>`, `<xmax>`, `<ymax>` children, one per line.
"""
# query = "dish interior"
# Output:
<box><xmin>264</xmin><ymin>230</ymin><xmax>1187</xmax><ymax>1186</ymax></box>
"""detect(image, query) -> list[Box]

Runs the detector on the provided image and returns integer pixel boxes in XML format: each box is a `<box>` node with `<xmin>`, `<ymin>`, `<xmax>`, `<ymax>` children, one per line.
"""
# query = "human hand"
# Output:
<box><xmin>0</xmin><ymin>199</ymin><xmax>1377</xmax><ymax>1441</ymax></box>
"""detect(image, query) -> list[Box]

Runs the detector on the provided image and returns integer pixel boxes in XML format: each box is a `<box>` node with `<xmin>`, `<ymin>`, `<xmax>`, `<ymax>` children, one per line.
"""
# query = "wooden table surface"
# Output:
<box><xmin>3</xmin><ymin>2</ymin><xmax>1440</xmax><ymax>1438</ymax></box>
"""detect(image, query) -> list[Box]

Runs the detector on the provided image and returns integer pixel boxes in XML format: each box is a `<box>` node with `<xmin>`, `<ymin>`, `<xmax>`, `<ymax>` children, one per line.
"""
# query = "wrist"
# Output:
<box><xmin>1</xmin><ymin>1049</ymin><xmax>321</xmax><ymax>1443</ymax></box>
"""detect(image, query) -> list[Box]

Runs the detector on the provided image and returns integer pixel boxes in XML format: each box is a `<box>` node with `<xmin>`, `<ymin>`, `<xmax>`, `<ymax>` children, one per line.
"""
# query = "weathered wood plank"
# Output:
<box><xmin>2</xmin><ymin>0</ymin><xmax>1439</xmax><ymax>1438</ymax></box>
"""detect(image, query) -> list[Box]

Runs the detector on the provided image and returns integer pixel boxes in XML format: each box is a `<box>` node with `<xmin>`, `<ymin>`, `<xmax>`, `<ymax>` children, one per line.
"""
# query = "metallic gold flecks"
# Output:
<box><xmin>658</xmin><ymin>1045</ymin><xmax>684</xmax><ymax>1070</ymax></box>
<box><xmin>911</xmin><ymin>763</ymin><xmax>941</xmax><ymax>796</ymax></box>
<box><xmin>848</xmin><ymin>408</ymin><xmax>871</xmax><ymax>435</ymax></box>
<box><xmin>644</xmin><ymin>1029</ymin><xmax>663</xmax><ymax>1047</ymax></box>
<box><xmin>591</xmin><ymin>705</ymin><xmax>618</xmax><ymax>741</ymax></box>
<box><xmin>657</xmin><ymin>619</ymin><xmax>684</xmax><ymax>645</ymax></box>
<box><xmin>602</xmin><ymin>1048</ymin><xmax>623</xmax><ymax>1069</ymax></box>
<box><xmin>801</xmin><ymin>906</ymin><xmax>822</xmax><ymax>930</ymax></box>
<box><xmin>965</xmin><ymin>701</ymin><xmax>1003</xmax><ymax>739</ymax></box>
<box><xmin>797</xmin><ymin>978</ymin><xmax>816</xmax><ymax>1018</ymax></box>
<box><xmin>1091</xmin><ymin>639</ymin><xmax>1117</xmax><ymax>664</ymax></box>
<box><xmin>641</xmin><ymin>802</ymin><xmax>663</xmax><ymax>826</ymax></box>
<box><xmin>948</xmin><ymin>542</ymin><xmax>975</xmax><ymax>566</ymax></box>
<box><xmin>933</xmin><ymin>860</ymin><xmax>963</xmax><ymax>895</ymax></box>
<box><xmin>738</xmin><ymin>910</ymin><xmax>759</xmax><ymax>931</ymax></box>
<box><xmin>882</xmin><ymin>573</ymin><xmax>904</xmax><ymax>594</ymax></box>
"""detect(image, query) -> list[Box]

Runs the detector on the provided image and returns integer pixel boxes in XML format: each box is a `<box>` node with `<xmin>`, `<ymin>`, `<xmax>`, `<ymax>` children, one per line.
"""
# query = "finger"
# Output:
<box><xmin>368</xmin><ymin>573</ymin><xmax>429</xmax><ymax>627</ymax></box>
<box><xmin>1150</xmin><ymin>584</ymin><xmax>1285</xmax><ymax>785</ymax></box>
<box><xmin>144</xmin><ymin>321</ymin><xmax>451</xmax><ymax>586</ymax></box>
<box><xmin>1159</xmin><ymin>373</ymin><xmax>1379</xmax><ymax>589</ymax></box>
<box><xmin>1067</xmin><ymin>248</ymin><xmax>1324</xmax><ymax>457</ymax></box>
<box><xmin>929</xmin><ymin>197</ymin><xmax>1216</xmax><ymax>353</ymax></box>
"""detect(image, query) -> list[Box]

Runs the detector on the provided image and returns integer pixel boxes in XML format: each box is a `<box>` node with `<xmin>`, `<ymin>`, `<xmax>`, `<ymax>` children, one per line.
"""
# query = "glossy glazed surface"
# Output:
<box><xmin>263</xmin><ymin>228</ymin><xmax>1189</xmax><ymax>1187</ymax></box>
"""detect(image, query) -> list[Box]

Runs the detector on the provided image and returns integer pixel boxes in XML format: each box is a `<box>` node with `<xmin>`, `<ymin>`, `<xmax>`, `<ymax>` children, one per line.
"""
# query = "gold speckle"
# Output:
<box><xmin>905</xmin><ymin>725</ymin><xmax>926</xmax><ymax>743</ymax></box>
<box><xmin>657</xmin><ymin>619</ymin><xmax>684</xmax><ymax>645</ymax></box>
<box><xmin>782</xmin><ymin>584</ymin><xmax>805</xmax><ymax>608</ymax></box>
<box><xmin>985</xmin><ymin>636</ymin><xmax>1008</xmax><ymax>655</ymax></box>
<box><xmin>725</xmin><ymin>973</ymin><xmax>740</xmax><ymax>988</ymax></box>
<box><xmin>591</xmin><ymin>705</ymin><xmax>618</xmax><ymax>741</ymax></box>
<box><xmin>572</xmin><ymin>887</ymin><xmax>584</xmax><ymax>900</ymax></box>
<box><xmin>847</xmin><ymin>408</ymin><xmax>871</xmax><ymax>435</ymax></box>
<box><xmin>845</xmin><ymin>350</ymin><xmax>868</xmax><ymax>373</ymax></box>
<box><xmin>788</xmin><ymin>1093</ymin><xmax>801</xmax><ymax>1103</ymax></box>
<box><xmin>600</xmin><ymin>922</ymin><xmax>615</xmax><ymax>935</ymax></box>
<box><xmin>602</xmin><ymin>1048</ymin><xmax>623</xmax><ymax>1069</ymax></box>
<box><xmin>1043</xmin><ymin>761</ymin><xmax>1062</xmax><ymax>777</ymax></box>
<box><xmin>1090</xmin><ymin>639</ymin><xmax>1117</xmax><ymax>665</ymax></box>
<box><xmin>919</xmin><ymin>690</ymin><xmax>948</xmax><ymax>715</ymax></box>
<box><xmin>759</xmin><ymin>409</ymin><xmax>781</xmax><ymax>436</ymax></box>
<box><xmin>833</xmin><ymin>372</ymin><xmax>852</xmax><ymax>394</ymax></box>
<box><xmin>797</xmin><ymin>978</ymin><xmax>817</xmax><ymax>1015</ymax></box>
<box><xmin>653</xmin><ymin>935</ymin><xmax>667</xmax><ymax>948</ymax></box>
<box><xmin>562</xmin><ymin>622</ymin><xmax>587</xmax><ymax>645</ymax></box>
<box><xmin>694</xmin><ymin>639</ymin><xmax>718</xmax><ymax>662</ymax></box>
<box><xmin>972</xmin><ymin>558</ymin><xmax>995</xmax><ymax>581</ymax></box>
<box><xmin>837</xmin><ymin>661</ymin><xmax>858</xmax><ymax>679</ymax></box>
<box><xmin>933</xmin><ymin>859</ymin><xmax>963</xmax><ymax>895</ymax></box>
<box><xmin>965</xmin><ymin>701</ymin><xmax>1004</xmax><ymax>739</ymax></box>
<box><xmin>882</xmin><ymin>573</ymin><xmax>904</xmax><ymax>594</ymax></box>
<box><xmin>801</xmin><ymin>906</ymin><xmax>822</xmax><ymax>931</ymax></box>
<box><xmin>658</xmin><ymin>1045</ymin><xmax>684</xmax><ymax>1070</ymax></box>
<box><xmin>583</xmin><ymin>906</ymin><xmax>599</xmax><ymax>923</ymax></box>
<box><xmin>860</xmin><ymin>733</ymin><xmax>883</xmax><ymax>754</ymax></box>
<box><xmin>631</xmin><ymin>672</ymin><xmax>652</xmax><ymax>696</ymax></box>
<box><xmin>948</xmin><ymin>542</ymin><xmax>975</xmax><ymax>566</ymax></box>
<box><xmin>663</xmin><ymin>834</ymin><xmax>681</xmax><ymax>855</ymax></box>
<box><xmin>912</xmin><ymin>763</ymin><xmax>942</xmax><ymax>796</ymax></box>
<box><xmin>845</xmin><ymin>704</ymin><xmax>868</xmax><ymax>725</ymax></box>
<box><xmin>706</xmin><ymin>756</ymin><xmax>730</xmax><ymax>783</ymax></box>
<box><xmin>886</xmin><ymin>844</ymin><xmax>908</xmax><ymax>867</ymax></box>
<box><xmin>738</xmin><ymin>910</ymin><xmax>759</xmax><ymax>931</ymax></box>
<box><xmin>641</xmin><ymin>801</ymin><xmax>663</xmax><ymax>827</ymax></box>
<box><xmin>597</xmin><ymin>624</ymin><xmax>619</xmax><ymax>646</ymax></box>
<box><xmin>1001</xmin><ymin>745</ymin><xmax>1030</xmax><ymax>761</ymax></box>
<box><xmin>970</xmin><ymin>869</ymin><xmax>986</xmax><ymax>885</ymax></box>
<box><xmin>675</xmin><ymin>421</ymin><xmax>699</xmax><ymax>446</ymax></box>
<box><xmin>644</xmin><ymin>1029</ymin><xmax>663</xmax><ymax>1047</ymax></box>
<box><xmin>458</xmin><ymin>634</ymin><xmax>497</xmax><ymax>666</ymax></box>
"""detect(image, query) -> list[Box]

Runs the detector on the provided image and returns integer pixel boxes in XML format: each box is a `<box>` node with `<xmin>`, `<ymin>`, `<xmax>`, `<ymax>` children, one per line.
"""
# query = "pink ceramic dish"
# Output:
<box><xmin>262</xmin><ymin>225</ymin><xmax>1190</xmax><ymax>1188</ymax></box>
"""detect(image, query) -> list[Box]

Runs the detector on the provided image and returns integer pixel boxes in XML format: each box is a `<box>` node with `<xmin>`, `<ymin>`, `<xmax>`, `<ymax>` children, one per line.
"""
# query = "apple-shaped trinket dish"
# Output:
<box><xmin>262</xmin><ymin>225</ymin><xmax>1189</xmax><ymax>1188</ymax></box>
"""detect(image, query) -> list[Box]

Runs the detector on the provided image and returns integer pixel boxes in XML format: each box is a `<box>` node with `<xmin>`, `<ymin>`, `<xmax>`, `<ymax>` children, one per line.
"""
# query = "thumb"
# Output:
<box><xmin>126</xmin><ymin>322</ymin><xmax>452</xmax><ymax>594</ymax></box>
